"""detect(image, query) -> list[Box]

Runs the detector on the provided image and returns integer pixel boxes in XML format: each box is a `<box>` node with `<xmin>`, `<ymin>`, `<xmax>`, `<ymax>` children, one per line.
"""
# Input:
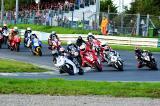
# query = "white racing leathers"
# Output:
<box><xmin>54</xmin><ymin>55</ymin><xmax>79</xmax><ymax>75</ymax></box>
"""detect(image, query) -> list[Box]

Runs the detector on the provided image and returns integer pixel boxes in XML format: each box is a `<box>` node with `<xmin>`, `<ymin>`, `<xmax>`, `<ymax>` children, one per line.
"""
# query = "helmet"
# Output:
<box><xmin>51</xmin><ymin>31</ymin><xmax>56</xmax><ymax>35</ymax></box>
<box><xmin>78</xmin><ymin>36</ymin><xmax>82</xmax><ymax>39</ymax></box>
<box><xmin>88</xmin><ymin>32</ymin><xmax>93</xmax><ymax>36</ymax></box>
<box><xmin>27</xmin><ymin>27</ymin><xmax>31</xmax><ymax>31</ymax></box>
<box><xmin>101</xmin><ymin>41</ymin><xmax>108</xmax><ymax>47</ymax></box>
<box><xmin>67</xmin><ymin>41</ymin><xmax>71</xmax><ymax>45</ymax></box>
<box><xmin>3</xmin><ymin>24</ymin><xmax>7</xmax><ymax>27</ymax></box>
<box><xmin>80</xmin><ymin>44</ymin><xmax>86</xmax><ymax>51</ymax></box>
<box><xmin>87</xmin><ymin>32</ymin><xmax>94</xmax><ymax>41</ymax></box>
<box><xmin>13</xmin><ymin>27</ymin><xmax>18</xmax><ymax>33</ymax></box>
<box><xmin>59</xmin><ymin>47</ymin><xmax>65</xmax><ymax>53</ymax></box>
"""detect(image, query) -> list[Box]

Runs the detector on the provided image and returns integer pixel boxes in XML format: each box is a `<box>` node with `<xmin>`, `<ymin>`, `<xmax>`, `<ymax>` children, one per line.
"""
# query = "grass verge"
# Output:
<box><xmin>0</xmin><ymin>59</ymin><xmax>48</xmax><ymax>73</ymax></box>
<box><xmin>0</xmin><ymin>78</ymin><xmax>160</xmax><ymax>98</ymax></box>
<box><xmin>8</xmin><ymin>24</ymin><xmax>100</xmax><ymax>34</ymax></box>
<box><xmin>42</xmin><ymin>40</ymin><xmax>160</xmax><ymax>52</ymax></box>
<box><xmin>111</xmin><ymin>45</ymin><xmax>160</xmax><ymax>52</ymax></box>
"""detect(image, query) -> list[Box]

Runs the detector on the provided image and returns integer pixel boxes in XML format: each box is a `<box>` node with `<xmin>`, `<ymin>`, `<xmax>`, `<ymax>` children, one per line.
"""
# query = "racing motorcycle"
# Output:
<box><xmin>138</xmin><ymin>51</ymin><xmax>158</xmax><ymax>70</ymax></box>
<box><xmin>28</xmin><ymin>38</ymin><xmax>42</xmax><ymax>56</ymax></box>
<box><xmin>67</xmin><ymin>44</ymin><xmax>84</xmax><ymax>75</ymax></box>
<box><xmin>10</xmin><ymin>35</ymin><xmax>21</xmax><ymax>52</ymax></box>
<box><xmin>103</xmin><ymin>50</ymin><xmax>124</xmax><ymax>71</ymax></box>
<box><xmin>81</xmin><ymin>50</ymin><xmax>102</xmax><ymax>72</ymax></box>
<box><xmin>0</xmin><ymin>34</ymin><xmax>3</xmax><ymax>48</ymax></box>
<box><xmin>54</xmin><ymin>53</ymin><xmax>82</xmax><ymax>75</ymax></box>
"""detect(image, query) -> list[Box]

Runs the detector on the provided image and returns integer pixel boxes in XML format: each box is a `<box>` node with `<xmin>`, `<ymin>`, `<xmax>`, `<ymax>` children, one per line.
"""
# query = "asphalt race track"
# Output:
<box><xmin>0</xmin><ymin>44</ymin><xmax>160</xmax><ymax>82</ymax></box>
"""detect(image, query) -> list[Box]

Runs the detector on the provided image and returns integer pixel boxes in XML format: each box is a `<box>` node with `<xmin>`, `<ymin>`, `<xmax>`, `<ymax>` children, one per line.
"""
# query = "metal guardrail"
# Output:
<box><xmin>19</xmin><ymin>29</ymin><xmax>159</xmax><ymax>48</ymax></box>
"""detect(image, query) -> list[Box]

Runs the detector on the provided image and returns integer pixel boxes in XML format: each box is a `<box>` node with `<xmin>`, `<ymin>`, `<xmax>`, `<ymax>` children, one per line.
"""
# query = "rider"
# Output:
<box><xmin>48</xmin><ymin>31</ymin><xmax>61</xmax><ymax>50</ymax></box>
<box><xmin>76</xmin><ymin>36</ymin><xmax>86</xmax><ymax>47</ymax></box>
<box><xmin>135</xmin><ymin>47</ymin><xmax>145</xmax><ymax>68</ymax></box>
<box><xmin>28</xmin><ymin>33</ymin><xmax>41</xmax><ymax>52</ymax></box>
<box><xmin>79</xmin><ymin>43</ymin><xmax>97</xmax><ymax>67</ymax></box>
<box><xmin>67</xmin><ymin>41</ymin><xmax>83</xmax><ymax>69</ymax></box>
<box><xmin>24</xmin><ymin>27</ymin><xmax>32</xmax><ymax>46</ymax></box>
<box><xmin>2</xmin><ymin>24</ymin><xmax>9</xmax><ymax>44</ymax></box>
<box><xmin>8</xmin><ymin>27</ymin><xmax>19</xmax><ymax>47</ymax></box>
<box><xmin>2</xmin><ymin>24</ymin><xmax>8</xmax><ymax>32</ymax></box>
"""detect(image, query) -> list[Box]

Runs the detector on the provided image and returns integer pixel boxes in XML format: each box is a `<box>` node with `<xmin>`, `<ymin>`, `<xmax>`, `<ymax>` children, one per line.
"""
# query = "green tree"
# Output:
<box><xmin>100</xmin><ymin>0</ymin><xmax>117</xmax><ymax>13</ymax></box>
<box><xmin>126</xmin><ymin>0</ymin><xmax>160</xmax><ymax>15</ymax></box>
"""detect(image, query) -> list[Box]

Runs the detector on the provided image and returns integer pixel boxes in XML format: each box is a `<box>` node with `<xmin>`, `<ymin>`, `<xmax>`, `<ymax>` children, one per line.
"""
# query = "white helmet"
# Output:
<box><xmin>101</xmin><ymin>41</ymin><xmax>108</xmax><ymax>46</ymax></box>
<box><xmin>80</xmin><ymin>44</ymin><xmax>86</xmax><ymax>51</ymax></box>
<box><xmin>27</xmin><ymin>27</ymin><xmax>31</xmax><ymax>30</ymax></box>
<box><xmin>14</xmin><ymin>27</ymin><xmax>18</xmax><ymax>30</ymax></box>
<box><xmin>88</xmin><ymin>32</ymin><xmax>93</xmax><ymax>36</ymax></box>
<box><xmin>67</xmin><ymin>41</ymin><xmax>72</xmax><ymax>45</ymax></box>
<box><xmin>60</xmin><ymin>47</ymin><xmax>65</xmax><ymax>52</ymax></box>
<box><xmin>51</xmin><ymin>31</ymin><xmax>56</xmax><ymax>35</ymax></box>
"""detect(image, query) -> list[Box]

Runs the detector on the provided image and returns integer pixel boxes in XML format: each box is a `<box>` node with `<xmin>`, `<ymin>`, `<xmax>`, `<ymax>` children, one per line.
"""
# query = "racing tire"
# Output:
<box><xmin>95</xmin><ymin>61</ymin><xmax>102</xmax><ymax>72</ymax></box>
<box><xmin>115</xmin><ymin>60</ymin><xmax>124</xmax><ymax>71</ymax></box>
<box><xmin>36</xmin><ymin>47</ymin><xmax>42</xmax><ymax>56</ymax></box>
<box><xmin>78</xmin><ymin>68</ymin><xmax>84</xmax><ymax>75</ymax></box>
<box><xmin>15</xmin><ymin>43</ymin><xmax>20</xmax><ymax>52</ymax></box>
<box><xmin>63</xmin><ymin>63</ymin><xmax>75</xmax><ymax>75</ymax></box>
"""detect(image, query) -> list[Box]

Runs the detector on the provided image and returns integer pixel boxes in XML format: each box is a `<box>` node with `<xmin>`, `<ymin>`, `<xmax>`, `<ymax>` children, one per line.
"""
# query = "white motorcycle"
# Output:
<box><xmin>54</xmin><ymin>55</ymin><xmax>81</xmax><ymax>75</ymax></box>
<box><xmin>104</xmin><ymin>50</ymin><xmax>124</xmax><ymax>71</ymax></box>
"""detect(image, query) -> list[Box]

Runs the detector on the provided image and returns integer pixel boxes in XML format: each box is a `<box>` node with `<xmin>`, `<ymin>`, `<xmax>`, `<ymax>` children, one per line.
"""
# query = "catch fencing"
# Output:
<box><xmin>1</xmin><ymin>10</ymin><xmax>160</xmax><ymax>36</ymax></box>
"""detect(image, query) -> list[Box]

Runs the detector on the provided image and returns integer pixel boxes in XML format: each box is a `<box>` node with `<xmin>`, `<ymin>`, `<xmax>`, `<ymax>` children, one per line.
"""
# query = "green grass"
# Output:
<box><xmin>8</xmin><ymin>24</ymin><xmax>100</xmax><ymax>34</ymax></box>
<box><xmin>110</xmin><ymin>45</ymin><xmax>160</xmax><ymax>52</ymax></box>
<box><xmin>42</xmin><ymin>40</ymin><xmax>160</xmax><ymax>52</ymax></box>
<box><xmin>0</xmin><ymin>78</ymin><xmax>160</xmax><ymax>98</ymax></box>
<box><xmin>0</xmin><ymin>59</ymin><xmax>48</xmax><ymax>73</ymax></box>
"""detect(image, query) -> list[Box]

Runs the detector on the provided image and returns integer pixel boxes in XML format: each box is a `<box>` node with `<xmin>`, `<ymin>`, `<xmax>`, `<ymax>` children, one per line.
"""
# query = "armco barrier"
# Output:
<box><xmin>19</xmin><ymin>30</ymin><xmax>159</xmax><ymax>48</ymax></box>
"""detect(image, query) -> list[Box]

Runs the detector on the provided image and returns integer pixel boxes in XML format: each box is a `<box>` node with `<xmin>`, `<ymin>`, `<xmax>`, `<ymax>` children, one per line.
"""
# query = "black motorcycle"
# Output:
<box><xmin>137</xmin><ymin>51</ymin><xmax>158</xmax><ymax>70</ymax></box>
<box><xmin>67</xmin><ymin>44</ymin><xmax>84</xmax><ymax>75</ymax></box>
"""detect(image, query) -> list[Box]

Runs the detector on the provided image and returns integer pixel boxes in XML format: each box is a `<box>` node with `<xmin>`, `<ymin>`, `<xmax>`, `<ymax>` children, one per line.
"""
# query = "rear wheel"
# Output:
<box><xmin>36</xmin><ymin>47</ymin><xmax>42</xmax><ymax>56</ymax></box>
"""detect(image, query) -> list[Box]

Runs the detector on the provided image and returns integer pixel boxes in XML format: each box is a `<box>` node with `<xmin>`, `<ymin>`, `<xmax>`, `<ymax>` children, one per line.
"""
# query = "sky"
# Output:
<box><xmin>112</xmin><ymin>0</ymin><xmax>133</xmax><ymax>12</ymax></box>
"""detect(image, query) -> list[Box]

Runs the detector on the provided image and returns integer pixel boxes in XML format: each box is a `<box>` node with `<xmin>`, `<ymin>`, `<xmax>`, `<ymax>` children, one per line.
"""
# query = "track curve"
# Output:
<box><xmin>0</xmin><ymin>44</ymin><xmax>160</xmax><ymax>82</ymax></box>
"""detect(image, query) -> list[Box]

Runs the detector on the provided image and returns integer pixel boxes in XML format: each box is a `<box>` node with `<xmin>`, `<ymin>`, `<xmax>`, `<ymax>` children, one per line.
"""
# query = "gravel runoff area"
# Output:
<box><xmin>0</xmin><ymin>95</ymin><xmax>160</xmax><ymax>106</ymax></box>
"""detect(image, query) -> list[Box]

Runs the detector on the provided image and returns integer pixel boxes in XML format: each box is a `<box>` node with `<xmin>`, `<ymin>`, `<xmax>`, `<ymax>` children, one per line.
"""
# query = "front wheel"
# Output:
<box><xmin>115</xmin><ymin>60</ymin><xmax>123</xmax><ymax>71</ymax></box>
<box><xmin>95</xmin><ymin>61</ymin><xmax>102</xmax><ymax>72</ymax></box>
<box><xmin>149</xmin><ymin>61</ymin><xmax>158</xmax><ymax>70</ymax></box>
<box><xmin>15</xmin><ymin>43</ymin><xmax>20</xmax><ymax>52</ymax></box>
<box><xmin>78</xmin><ymin>68</ymin><xmax>84</xmax><ymax>75</ymax></box>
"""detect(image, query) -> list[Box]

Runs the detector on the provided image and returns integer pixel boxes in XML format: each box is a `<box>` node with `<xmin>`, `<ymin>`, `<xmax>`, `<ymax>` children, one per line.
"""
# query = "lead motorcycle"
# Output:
<box><xmin>54</xmin><ymin>51</ymin><xmax>82</xmax><ymax>75</ymax></box>
<box><xmin>80</xmin><ymin>44</ymin><xmax>102</xmax><ymax>72</ymax></box>
<box><xmin>138</xmin><ymin>51</ymin><xmax>158</xmax><ymax>70</ymax></box>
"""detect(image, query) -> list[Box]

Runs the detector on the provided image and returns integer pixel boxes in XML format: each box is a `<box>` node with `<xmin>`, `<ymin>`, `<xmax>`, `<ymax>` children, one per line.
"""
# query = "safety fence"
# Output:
<box><xmin>1</xmin><ymin>10</ymin><xmax>160</xmax><ymax>36</ymax></box>
<box><xmin>19</xmin><ymin>29</ymin><xmax>159</xmax><ymax>48</ymax></box>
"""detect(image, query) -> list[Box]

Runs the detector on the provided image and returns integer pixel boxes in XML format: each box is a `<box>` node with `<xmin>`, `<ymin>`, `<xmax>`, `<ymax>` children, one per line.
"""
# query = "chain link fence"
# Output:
<box><xmin>0</xmin><ymin>10</ymin><xmax>160</xmax><ymax>36</ymax></box>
